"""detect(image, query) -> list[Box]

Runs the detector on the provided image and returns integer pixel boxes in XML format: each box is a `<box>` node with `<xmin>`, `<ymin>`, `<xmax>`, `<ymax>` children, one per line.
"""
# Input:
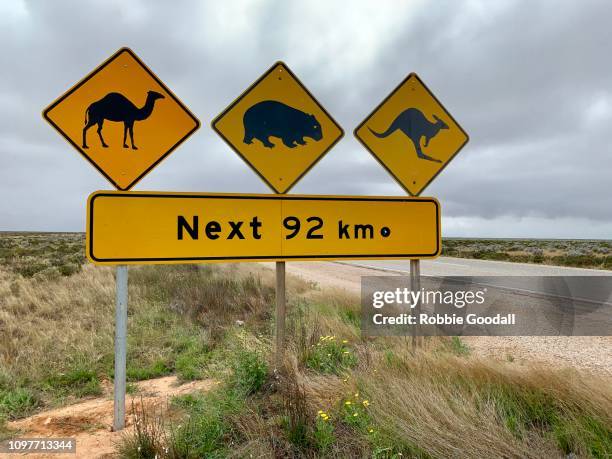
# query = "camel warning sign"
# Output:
<box><xmin>354</xmin><ymin>73</ymin><xmax>468</xmax><ymax>196</ymax></box>
<box><xmin>43</xmin><ymin>47</ymin><xmax>200</xmax><ymax>190</ymax></box>
<box><xmin>212</xmin><ymin>62</ymin><xmax>343</xmax><ymax>194</ymax></box>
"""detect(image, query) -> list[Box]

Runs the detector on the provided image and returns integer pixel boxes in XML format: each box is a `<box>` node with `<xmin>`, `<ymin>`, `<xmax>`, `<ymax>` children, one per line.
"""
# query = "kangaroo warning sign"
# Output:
<box><xmin>354</xmin><ymin>73</ymin><xmax>468</xmax><ymax>196</ymax></box>
<box><xmin>43</xmin><ymin>47</ymin><xmax>200</xmax><ymax>190</ymax></box>
<box><xmin>212</xmin><ymin>62</ymin><xmax>343</xmax><ymax>194</ymax></box>
<box><xmin>87</xmin><ymin>191</ymin><xmax>440</xmax><ymax>264</ymax></box>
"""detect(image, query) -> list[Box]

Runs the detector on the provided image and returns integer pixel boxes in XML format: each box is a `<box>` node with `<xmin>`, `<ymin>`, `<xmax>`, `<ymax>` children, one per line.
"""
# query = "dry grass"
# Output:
<box><xmin>0</xmin><ymin>259</ymin><xmax>276</xmax><ymax>424</ymax></box>
<box><xmin>0</xmin><ymin>264</ymin><xmax>115</xmax><ymax>384</ymax></box>
<box><xmin>1</xmin><ymin>233</ymin><xmax>611</xmax><ymax>456</ymax></box>
<box><xmin>120</xmin><ymin>281</ymin><xmax>612</xmax><ymax>457</ymax></box>
<box><xmin>359</xmin><ymin>352</ymin><xmax>609</xmax><ymax>458</ymax></box>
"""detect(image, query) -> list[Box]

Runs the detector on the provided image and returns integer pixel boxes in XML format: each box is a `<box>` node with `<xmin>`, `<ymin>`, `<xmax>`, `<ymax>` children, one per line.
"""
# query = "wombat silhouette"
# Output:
<box><xmin>369</xmin><ymin>108</ymin><xmax>448</xmax><ymax>163</ymax></box>
<box><xmin>82</xmin><ymin>91</ymin><xmax>165</xmax><ymax>150</ymax></box>
<box><xmin>243</xmin><ymin>100</ymin><xmax>322</xmax><ymax>149</ymax></box>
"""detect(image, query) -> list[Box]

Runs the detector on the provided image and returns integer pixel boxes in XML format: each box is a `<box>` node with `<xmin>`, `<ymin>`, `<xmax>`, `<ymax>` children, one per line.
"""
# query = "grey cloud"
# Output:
<box><xmin>0</xmin><ymin>0</ymin><xmax>610</xmax><ymax>237</ymax></box>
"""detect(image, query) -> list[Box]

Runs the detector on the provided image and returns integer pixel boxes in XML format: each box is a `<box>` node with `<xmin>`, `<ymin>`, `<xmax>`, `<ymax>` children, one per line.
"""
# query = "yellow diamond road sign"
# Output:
<box><xmin>43</xmin><ymin>47</ymin><xmax>200</xmax><ymax>190</ymax></box>
<box><xmin>212</xmin><ymin>62</ymin><xmax>344</xmax><ymax>194</ymax></box>
<box><xmin>354</xmin><ymin>73</ymin><xmax>468</xmax><ymax>196</ymax></box>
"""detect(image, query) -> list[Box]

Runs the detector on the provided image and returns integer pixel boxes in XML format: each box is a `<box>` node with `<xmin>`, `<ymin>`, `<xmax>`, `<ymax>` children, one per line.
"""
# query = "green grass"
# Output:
<box><xmin>312</xmin><ymin>416</ymin><xmax>335</xmax><ymax>453</ymax></box>
<box><xmin>175</xmin><ymin>337</ymin><xmax>212</xmax><ymax>382</ymax></box>
<box><xmin>0</xmin><ymin>388</ymin><xmax>40</xmax><ymax>420</ymax></box>
<box><xmin>228</xmin><ymin>349</ymin><xmax>268</xmax><ymax>396</ymax></box>
<box><xmin>304</xmin><ymin>336</ymin><xmax>357</xmax><ymax>374</ymax></box>
<box><xmin>126</xmin><ymin>360</ymin><xmax>172</xmax><ymax>381</ymax></box>
<box><xmin>489</xmin><ymin>382</ymin><xmax>612</xmax><ymax>457</ymax></box>
<box><xmin>169</xmin><ymin>388</ymin><xmax>245</xmax><ymax>458</ymax></box>
<box><xmin>448</xmin><ymin>336</ymin><xmax>470</xmax><ymax>356</ymax></box>
<box><xmin>43</xmin><ymin>366</ymin><xmax>102</xmax><ymax>398</ymax></box>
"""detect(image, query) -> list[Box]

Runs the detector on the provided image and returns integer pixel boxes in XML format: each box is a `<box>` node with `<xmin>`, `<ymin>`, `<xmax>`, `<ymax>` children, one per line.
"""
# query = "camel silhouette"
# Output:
<box><xmin>82</xmin><ymin>90</ymin><xmax>165</xmax><ymax>150</ymax></box>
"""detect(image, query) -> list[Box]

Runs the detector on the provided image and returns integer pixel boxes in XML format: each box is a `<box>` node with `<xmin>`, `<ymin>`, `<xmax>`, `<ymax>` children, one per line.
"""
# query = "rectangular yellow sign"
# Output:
<box><xmin>87</xmin><ymin>192</ymin><xmax>441</xmax><ymax>264</ymax></box>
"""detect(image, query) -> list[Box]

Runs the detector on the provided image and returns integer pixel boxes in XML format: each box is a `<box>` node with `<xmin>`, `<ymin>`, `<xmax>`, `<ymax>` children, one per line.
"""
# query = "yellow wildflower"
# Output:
<box><xmin>362</xmin><ymin>400</ymin><xmax>370</xmax><ymax>407</ymax></box>
<box><xmin>342</xmin><ymin>339</ymin><xmax>348</xmax><ymax>344</ymax></box>
<box><xmin>344</xmin><ymin>401</ymin><xmax>351</xmax><ymax>405</ymax></box>
<box><xmin>353</xmin><ymin>412</ymin><xmax>358</xmax><ymax>417</ymax></box>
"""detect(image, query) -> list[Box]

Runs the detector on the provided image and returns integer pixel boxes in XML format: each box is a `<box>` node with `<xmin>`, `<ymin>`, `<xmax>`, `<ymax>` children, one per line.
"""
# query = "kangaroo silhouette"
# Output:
<box><xmin>243</xmin><ymin>100</ymin><xmax>322</xmax><ymax>149</ymax></box>
<box><xmin>82</xmin><ymin>90</ymin><xmax>165</xmax><ymax>150</ymax></box>
<box><xmin>369</xmin><ymin>108</ymin><xmax>448</xmax><ymax>163</ymax></box>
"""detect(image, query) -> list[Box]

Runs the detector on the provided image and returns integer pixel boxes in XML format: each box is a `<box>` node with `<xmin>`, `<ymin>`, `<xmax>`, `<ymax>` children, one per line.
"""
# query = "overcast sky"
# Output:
<box><xmin>1</xmin><ymin>0</ymin><xmax>611</xmax><ymax>238</ymax></box>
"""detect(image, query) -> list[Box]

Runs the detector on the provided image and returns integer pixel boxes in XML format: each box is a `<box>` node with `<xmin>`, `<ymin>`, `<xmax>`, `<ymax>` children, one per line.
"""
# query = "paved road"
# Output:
<box><xmin>339</xmin><ymin>257</ymin><xmax>612</xmax><ymax>308</ymax></box>
<box><xmin>340</xmin><ymin>257</ymin><xmax>612</xmax><ymax>277</ymax></box>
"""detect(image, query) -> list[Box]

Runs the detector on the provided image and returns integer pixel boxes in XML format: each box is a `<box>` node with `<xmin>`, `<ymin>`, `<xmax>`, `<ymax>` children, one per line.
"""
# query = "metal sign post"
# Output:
<box><xmin>275</xmin><ymin>261</ymin><xmax>286</xmax><ymax>369</ymax></box>
<box><xmin>410</xmin><ymin>259</ymin><xmax>421</xmax><ymax>350</ymax></box>
<box><xmin>113</xmin><ymin>265</ymin><xmax>128</xmax><ymax>431</ymax></box>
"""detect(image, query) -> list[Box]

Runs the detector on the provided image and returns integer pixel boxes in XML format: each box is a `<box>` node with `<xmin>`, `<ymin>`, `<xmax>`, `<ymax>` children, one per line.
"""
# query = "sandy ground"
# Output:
<box><xmin>4</xmin><ymin>376</ymin><xmax>215</xmax><ymax>459</ymax></box>
<box><xmin>263</xmin><ymin>261</ymin><xmax>612</xmax><ymax>376</ymax></box>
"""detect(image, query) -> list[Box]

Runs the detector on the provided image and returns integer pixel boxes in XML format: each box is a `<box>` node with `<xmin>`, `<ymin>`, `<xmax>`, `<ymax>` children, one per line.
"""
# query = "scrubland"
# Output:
<box><xmin>0</xmin><ymin>233</ymin><xmax>610</xmax><ymax>458</ymax></box>
<box><xmin>443</xmin><ymin>238</ymin><xmax>611</xmax><ymax>269</ymax></box>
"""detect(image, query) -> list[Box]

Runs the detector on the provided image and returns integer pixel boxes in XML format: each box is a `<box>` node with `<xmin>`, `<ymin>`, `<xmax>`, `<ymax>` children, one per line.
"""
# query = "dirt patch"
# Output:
<box><xmin>263</xmin><ymin>261</ymin><xmax>612</xmax><ymax>376</ymax></box>
<box><xmin>6</xmin><ymin>376</ymin><xmax>215</xmax><ymax>458</ymax></box>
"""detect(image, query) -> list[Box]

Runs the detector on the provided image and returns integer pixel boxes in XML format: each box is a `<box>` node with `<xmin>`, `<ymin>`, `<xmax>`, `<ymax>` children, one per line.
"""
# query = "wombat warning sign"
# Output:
<box><xmin>212</xmin><ymin>62</ymin><xmax>344</xmax><ymax>194</ymax></box>
<box><xmin>354</xmin><ymin>73</ymin><xmax>468</xmax><ymax>196</ymax></box>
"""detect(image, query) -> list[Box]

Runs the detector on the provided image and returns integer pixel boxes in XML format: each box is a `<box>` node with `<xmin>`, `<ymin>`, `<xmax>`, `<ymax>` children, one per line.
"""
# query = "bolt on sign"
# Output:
<box><xmin>86</xmin><ymin>191</ymin><xmax>440</xmax><ymax>264</ymax></box>
<box><xmin>212</xmin><ymin>62</ymin><xmax>344</xmax><ymax>194</ymax></box>
<box><xmin>43</xmin><ymin>47</ymin><xmax>200</xmax><ymax>190</ymax></box>
<box><xmin>354</xmin><ymin>73</ymin><xmax>468</xmax><ymax>196</ymax></box>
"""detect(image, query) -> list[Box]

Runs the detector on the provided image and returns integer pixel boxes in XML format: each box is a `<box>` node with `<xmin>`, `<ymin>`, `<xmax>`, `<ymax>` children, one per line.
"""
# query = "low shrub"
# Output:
<box><xmin>229</xmin><ymin>350</ymin><xmax>268</xmax><ymax>395</ymax></box>
<box><xmin>0</xmin><ymin>388</ymin><xmax>40</xmax><ymax>420</ymax></box>
<box><xmin>304</xmin><ymin>335</ymin><xmax>357</xmax><ymax>374</ymax></box>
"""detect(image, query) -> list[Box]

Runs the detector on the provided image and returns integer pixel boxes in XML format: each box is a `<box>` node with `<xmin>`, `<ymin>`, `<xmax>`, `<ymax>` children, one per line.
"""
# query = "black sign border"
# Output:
<box><xmin>353</xmin><ymin>72</ymin><xmax>469</xmax><ymax>196</ymax></box>
<box><xmin>88</xmin><ymin>192</ymin><xmax>440</xmax><ymax>263</ymax></box>
<box><xmin>43</xmin><ymin>47</ymin><xmax>201</xmax><ymax>191</ymax></box>
<box><xmin>211</xmin><ymin>61</ymin><xmax>344</xmax><ymax>194</ymax></box>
